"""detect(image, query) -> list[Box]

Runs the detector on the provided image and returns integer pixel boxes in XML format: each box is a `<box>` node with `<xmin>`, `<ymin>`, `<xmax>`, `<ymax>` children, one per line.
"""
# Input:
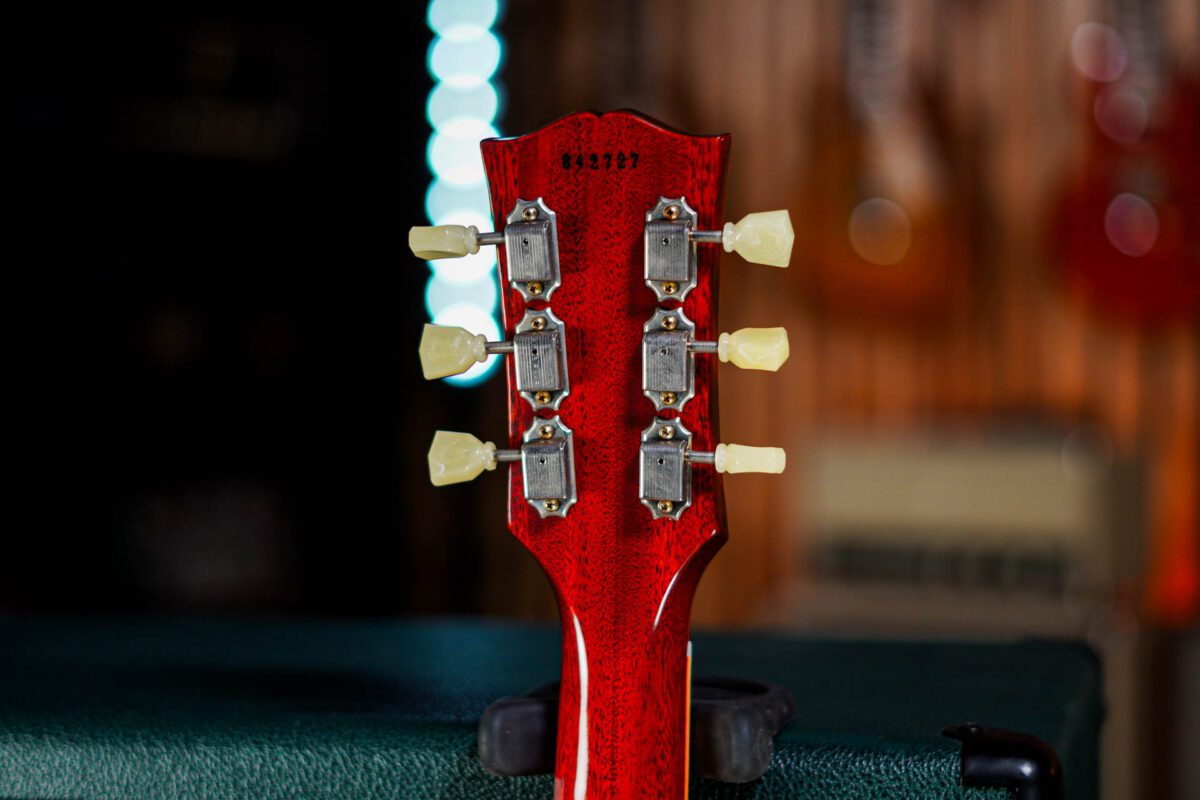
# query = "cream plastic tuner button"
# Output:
<box><xmin>408</xmin><ymin>225</ymin><xmax>490</xmax><ymax>260</ymax></box>
<box><xmin>714</xmin><ymin>443</ymin><xmax>787</xmax><ymax>474</ymax></box>
<box><xmin>411</xmin><ymin>199</ymin><xmax>560</xmax><ymax>301</ymax></box>
<box><xmin>716</xmin><ymin>327</ymin><xmax>790</xmax><ymax>371</ymax></box>
<box><xmin>720</xmin><ymin>210</ymin><xmax>794</xmax><ymax>267</ymax></box>
<box><xmin>428</xmin><ymin>431</ymin><xmax>518</xmax><ymax>486</ymax></box>
<box><xmin>419</xmin><ymin>324</ymin><xmax>492</xmax><ymax>380</ymax></box>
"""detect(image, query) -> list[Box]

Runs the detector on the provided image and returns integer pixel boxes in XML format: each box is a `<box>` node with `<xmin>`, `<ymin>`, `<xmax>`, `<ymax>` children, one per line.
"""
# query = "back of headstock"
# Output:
<box><xmin>410</xmin><ymin>110</ymin><xmax>793</xmax><ymax>799</ymax></box>
<box><xmin>482</xmin><ymin>112</ymin><xmax>732</xmax><ymax>566</ymax></box>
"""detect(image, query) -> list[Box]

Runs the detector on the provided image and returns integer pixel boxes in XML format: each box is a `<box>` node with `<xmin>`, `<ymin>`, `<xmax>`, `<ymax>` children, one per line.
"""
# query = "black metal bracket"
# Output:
<box><xmin>943</xmin><ymin>723</ymin><xmax>1063</xmax><ymax>800</ymax></box>
<box><xmin>478</xmin><ymin>676</ymin><xmax>795</xmax><ymax>784</ymax></box>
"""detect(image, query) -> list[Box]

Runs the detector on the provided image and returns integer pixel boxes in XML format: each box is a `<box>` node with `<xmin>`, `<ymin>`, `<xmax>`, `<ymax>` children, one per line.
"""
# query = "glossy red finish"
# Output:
<box><xmin>481</xmin><ymin>111</ymin><xmax>731</xmax><ymax>799</ymax></box>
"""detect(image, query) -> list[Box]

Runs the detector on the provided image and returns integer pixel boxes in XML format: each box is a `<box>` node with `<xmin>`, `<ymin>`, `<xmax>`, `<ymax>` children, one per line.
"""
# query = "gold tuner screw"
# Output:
<box><xmin>660</xmin><ymin>391</ymin><xmax>677</xmax><ymax>406</ymax></box>
<box><xmin>664</xmin><ymin>205</ymin><xmax>680</xmax><ymax>221</ymax></box>
<box><xmin>662</xmin><ymin>281</ymin><xmax>678</xmax><ymax>295</ymax></box>
<box><xmin>530</xmin><ymin>316</ymin><xmax>547</xmax><ymax>331</ymax></box>
<box><xmin>658</xmin><ymin>425</ymin><xmax>675</xmax><ymax>439</ymax></box>
<box><xmin>522</xmin><ymin>207</ymin><xmax>538</xmax><ymax>221</ymax></box>
<box><xmin>657</xmin><ymin>500</ymin><xmax>674</xmax><ymax>514</ymax></box>
<box><xmin>539</xmin><ymin>425</ymin><xmax>554</xmax><ymax>439</ymax></box>
<box><xmin>544</xmin><ymin>499</ymin><xmax>560</xmax><ymax>512</ymax></box>
<box><xmin>662</xmin><ymin>316</ymin><xmax>678</xmax><ymax>331</ymax></box>
<box><xmin>534</xmin><ymin>390</ymin><xmax>552</xmax><ymax>405</ymax></box>
<box><xmin>527</xmin><ymin>281</ymin><xmax>544</xmax><ymax>296</ymax></box>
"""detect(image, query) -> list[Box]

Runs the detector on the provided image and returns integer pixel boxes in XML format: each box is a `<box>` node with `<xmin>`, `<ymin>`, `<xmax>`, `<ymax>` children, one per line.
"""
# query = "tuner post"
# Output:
<box><xmin>409</xmin><ymin>198</ymin><xmax>561</xmax><ymax>301</ymax></box>
<box><xmin>645</xmin><ymin>198</ymin><xmax>795</xmax><ymax>300</ymax></box>
<box><xmin>643</xmin><ymin>309</ymin><xmax>790</xmax><ymax>411</ymax></box>
<box><xmin>639</xmin><ymin>418</ymin><xmax>788</xmax><ymax>520</ymax></box>
<box><xmin>418</xmin><ymin>309</ymin><xmax>570</xmax><ymax>410</ymax></box>
<box><xmin>427</xmin><ymin>417</ymin><xmax>577</xmax><ymax>519</ymax></box>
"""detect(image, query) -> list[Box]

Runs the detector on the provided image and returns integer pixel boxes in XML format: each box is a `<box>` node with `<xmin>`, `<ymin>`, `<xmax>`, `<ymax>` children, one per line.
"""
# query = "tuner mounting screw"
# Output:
<box><xmin>662</xmin><ymin>281</ymin><xmax>679</xmax><ymax>295</ymax></box>
<box><xmin>658</xmin><ymin>425</ymin><xmax>675</xmax><ymax>439</ymax></box>
<box><xmin>543</xmin><ymin>498</ymin><xmax>561</xmax><ymax>512</ymax></box>
<box><xmin>538</xmin><ymin>425</ymin><xmax>554</xmax><ymax>439</ymax></box>
<box><xmin>534</xmin><ymin>390</ymin><xmax>552</xmax><ymax>405</ymax></box>
<box><xmin>657</xmin><ymin>500</ymin><xmax>674</xmax><ymax>514</ymax></box>
<box><xmin>664</xmin><ymin>205</ymin><xmax>680</xmax><ymax>221</ymax></box>
<box><xmin>527</xmin><ymin>281</ymin><xmax>544</xmax><ymax>296</ymax></box>
<box><xmin>522</xmin><ymin>206</ymin><xmax>538</xmax><ymax>221</ymax></box>
<box><xmin>662</xmin><ymin>316</ymin><xmax>678</xmax><ymax>331</ymax></box>
<box><xmin>530</xmin><ymin>316</ymin><xmax>547</xmax><ymax>331</ymax></box>
<box><xmin>660</xmin><ymin>391</ymin><xmax>677</xmax><ymax>406</ymax></box>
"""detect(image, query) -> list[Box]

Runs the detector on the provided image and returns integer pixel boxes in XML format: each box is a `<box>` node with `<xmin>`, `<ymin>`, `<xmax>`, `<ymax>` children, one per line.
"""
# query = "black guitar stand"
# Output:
<box><xmin>944</xmin><ymin>723</ymin><xmax>1064</xmax><ymax>800</ymax></box>
<box><xmin>477</xmin><ymin>677</ymin><xmax>795</xmax><ymax>784</ymax></box>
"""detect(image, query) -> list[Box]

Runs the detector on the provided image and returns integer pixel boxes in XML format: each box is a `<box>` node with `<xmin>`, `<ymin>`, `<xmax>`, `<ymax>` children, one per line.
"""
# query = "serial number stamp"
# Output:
<box><xmin>561</xmin><ymin>151</ymin><xmax>640</xmax><ymax>171</ymax></box>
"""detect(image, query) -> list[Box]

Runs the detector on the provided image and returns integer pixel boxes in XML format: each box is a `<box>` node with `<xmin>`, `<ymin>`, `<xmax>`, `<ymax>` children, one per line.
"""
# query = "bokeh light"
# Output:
<box><xmin>1104</xmin><ymin>193</ymin><xmax>1159</xmax><ymax>257</ymax></box>
<box><xmin>428</xmin><ymin>0</ymin><xmax>499</xmax><ymax>34</ymax></box>
<box><xmin>428</xmin><ymin>30</ymin><xmax>502</xmax><ymax>88</ymax></box>
<box><xmin>848</xmin><ymin>198</ymin><xmax>913</xmax><ymax>266</ymax></box>
<box><xmin>425</xmin><ymin>274</ymin><xmax>498</xmax><ymax>320</ymax></box>
<box><xmin>1070</xmin><ymin>22</ymin><xmax>1127</xmax><ymax>82</ymax></box>
<box><xmin>427</xmin><ymin>82</ymin><xmax>499</xmax><ymax>129</ymax></box>
<box><xmin>1094</xmin><ymin>85</ymin><xmax>1149</xmax><ymax>143</ymax></box>
<box><xmin>423</xmin><ymin>1</ymin><xmax>504</xmax><ymax>387</ymax></box>
<box><xmin>427</xmin><ymin>118</ymin><xmax>499</xmax><ymax>186</ymax></box>
<box><xmin>425</xmin><ymin>181</ymin><xmax>494</xmax><ymax>224</ymax></box>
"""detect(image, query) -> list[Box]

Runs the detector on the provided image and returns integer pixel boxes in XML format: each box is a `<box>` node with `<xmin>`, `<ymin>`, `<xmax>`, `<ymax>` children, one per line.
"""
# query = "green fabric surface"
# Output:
<box><xmin>0</xmin><ymin>617</ymin><xmax>1099</xmax><ymax>800</ymax></box>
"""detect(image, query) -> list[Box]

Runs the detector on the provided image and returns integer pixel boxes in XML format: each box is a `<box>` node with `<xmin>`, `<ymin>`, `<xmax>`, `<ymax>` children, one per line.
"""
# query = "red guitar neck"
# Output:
<box><xmin>551</xmin><ymin>533</ymin><xmax>723</xmax><ymax>799</ymax></box>
<box><xmin>481</xmin><ymin>111</ymin><xmax>731</xmax><ymax>799</ymax></box>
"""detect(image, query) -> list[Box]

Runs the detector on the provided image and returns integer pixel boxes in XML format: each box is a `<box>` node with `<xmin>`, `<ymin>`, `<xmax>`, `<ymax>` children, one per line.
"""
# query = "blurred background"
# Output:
<box><xmin>7</xmin><ymin>2</ymin><xmax>1197</xmax><ymax>798</ymax></box>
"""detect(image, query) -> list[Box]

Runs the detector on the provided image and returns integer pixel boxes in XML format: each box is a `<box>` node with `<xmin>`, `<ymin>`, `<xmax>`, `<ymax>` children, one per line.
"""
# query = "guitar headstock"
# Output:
<box><xmin>409</xmin><ymin>109</ymin><xmax>792</xmax><ymax>797</ymax></box>
<box><xmin>412</xmin><ymin>107</ymin><xmax>791</xmax><ymax>532</ymax></box>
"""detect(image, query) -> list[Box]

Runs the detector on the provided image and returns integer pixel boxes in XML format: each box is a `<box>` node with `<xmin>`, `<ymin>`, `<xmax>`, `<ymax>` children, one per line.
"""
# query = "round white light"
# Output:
<box><xmin>428</xmin><ymin>0</ymin><xmax>499</xmax><ymax>34</ymax></box>
<box><xmin>426</xmin><ymin>180</ymin><xmax>491</xmax><ymax>223</ymax></box>
<box><xmin>435</xmin><ymin>208</ymin><xmax>492</xmax><ymax>233</ymax></box>
<box><xmin>430</xmin><ymin>249</ymin><xmax>496</xmax><ymax>286</ymax></box>
<box><xmin>427</xmin><ymin>82</ymin><xmax>499</xmax><ymax>129</ymax></box>
<box><xmin>428</xmin><ymin>31</ymin><xmax>502</xmax><ymax>88</ymax></box>
<box><xmin>425</xmin><ymin>274</ymin><xmax>498</xmax><ymax>319</ymax></box>
<box><xmin>427</xmin><ymin>118</ymin><xmax>499</xmax><ymax>186</ymax></box>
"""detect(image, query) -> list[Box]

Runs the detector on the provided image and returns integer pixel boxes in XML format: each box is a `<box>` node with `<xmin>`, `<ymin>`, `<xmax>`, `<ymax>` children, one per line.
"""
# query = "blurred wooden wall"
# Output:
<box><xmin>482</xmin><ymin>0</ymin><xmax>1199</xmax><ymax>627</ymax></box>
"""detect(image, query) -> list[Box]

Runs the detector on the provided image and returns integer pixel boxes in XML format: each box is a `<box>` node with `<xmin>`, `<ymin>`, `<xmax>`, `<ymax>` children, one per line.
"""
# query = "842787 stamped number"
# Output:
<box><xmin>561</xmin><ymin>151</ymin><xmax>639</xmax><ymax>171</ymax></box>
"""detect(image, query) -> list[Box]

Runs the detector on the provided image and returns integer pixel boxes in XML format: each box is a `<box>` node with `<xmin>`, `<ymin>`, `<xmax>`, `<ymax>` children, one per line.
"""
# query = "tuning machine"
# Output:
<box><xmin>639</xmin><ymin>417</ymin><xmax>786</xmax><ymax>520</ymax></box>
<box><xmin>644</xmin><ymin>197</ymin><xmax>794</xmax><ymax>301</ymax></box>
<box><xmin>642</xmin><ymin>307</ymin><xmax>789</xmax><ymax>412</ymax></box>
<box><xmin>419</xmin><ymin>308</ymin><xmax>569</xmax><ymax>410</ymax></box>
<box><xmin>409</xmin><ymin>198</ymin><xmax>561</xmax><ymax>301</ymax></box>
<box><xmin>428</xmin><ymin>416</ymin><xmax>577</xmax><ymax>518</ymax></box>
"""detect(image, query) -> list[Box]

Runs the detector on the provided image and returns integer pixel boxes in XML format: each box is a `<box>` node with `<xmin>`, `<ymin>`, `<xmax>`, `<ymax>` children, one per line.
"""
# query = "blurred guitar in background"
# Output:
<box><xmin>1055</xmin><ymin>0</ymin><xmax>1199</xmax><ymax>626</ymax></box>
<box><xmin>1055</xmin><ymin>0</ymin><xmax>1199</xmax><ymax>323</ymax></box>
<box><xmin>800</xmin><ymin>0</ymin><xmax>965</xmax><ymax>322</ymax></box>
